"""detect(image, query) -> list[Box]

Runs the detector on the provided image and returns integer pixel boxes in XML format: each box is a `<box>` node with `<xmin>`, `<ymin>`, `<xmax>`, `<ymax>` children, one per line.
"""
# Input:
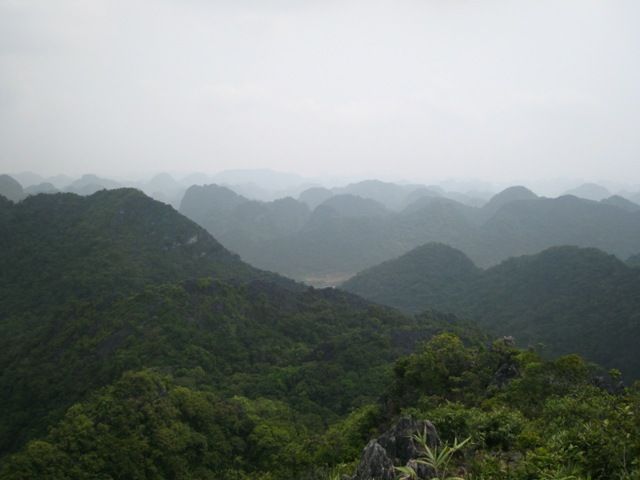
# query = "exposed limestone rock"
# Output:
<box><xmin>352</xmin><ymin>417</ymin><xmax>440</xmax><ymax>480</ymax></box>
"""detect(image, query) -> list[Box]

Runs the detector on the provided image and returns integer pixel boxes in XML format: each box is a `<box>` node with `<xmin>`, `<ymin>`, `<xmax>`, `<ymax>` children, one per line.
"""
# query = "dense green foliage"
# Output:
<box><xmin>0</xmin><ymin>189</ymin><xmax>478</xmax><ymax>463</ymax></box>
<box><xmin>344</xmin><ymin>244</ymin><xmax>640</xmax><ymax>379</ymax></box>
<box><xmin>385</xmin><ymin>334</ymin><xmax>640</xmax><ymax>479</ymax></box>
<box><xmin>1</xmin><ymin>370</ymin><xmax>257</xmax><ymax>479</ymax></box>
<box><xmin>3</xmin><ymin>334</ymin><xmax>638</xmax><ymax>479</ymax></box>
<box><xmin>0</xmin><ymin>276</ymin><xmax>446</xmax><ymax>454</ymax></box>
<box><xmin>3</xmin><ymin>188</ymin><xmax>639</xmax><ymax>479</ymax></box>
<box><xmin>0</xmin><ymin>189</ymin><xmax>291</xmax><ymax>315</ymax></box>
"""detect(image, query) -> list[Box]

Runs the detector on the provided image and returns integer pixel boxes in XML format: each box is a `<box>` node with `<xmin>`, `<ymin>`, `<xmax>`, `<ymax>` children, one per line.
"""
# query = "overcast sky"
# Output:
<box><xmin>1</xmin><ymin>0</ymin><xmax>639</xmax><ymax>185</ymax></box>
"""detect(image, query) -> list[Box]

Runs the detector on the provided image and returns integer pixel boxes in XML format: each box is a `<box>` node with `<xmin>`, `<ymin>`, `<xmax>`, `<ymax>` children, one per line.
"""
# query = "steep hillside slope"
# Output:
<box><xmin>0</xmin><ymin>188</ymin><xmax>287</xmax><ymax>315</ymax></box>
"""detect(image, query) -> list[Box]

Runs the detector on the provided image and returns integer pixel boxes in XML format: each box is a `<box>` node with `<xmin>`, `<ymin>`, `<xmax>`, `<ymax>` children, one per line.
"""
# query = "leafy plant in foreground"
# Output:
<box><xmin>395</xmin><ymin>427</ymin><xmax>471</xmax><ymax>480</ymax></box>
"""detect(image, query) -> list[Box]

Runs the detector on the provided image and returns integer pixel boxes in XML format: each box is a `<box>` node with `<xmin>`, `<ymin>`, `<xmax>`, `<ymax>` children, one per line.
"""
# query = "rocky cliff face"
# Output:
<box><xmin>352</xmin><ymin>418</ymin><xmax>440</xmax><ymax>480</ymax></box>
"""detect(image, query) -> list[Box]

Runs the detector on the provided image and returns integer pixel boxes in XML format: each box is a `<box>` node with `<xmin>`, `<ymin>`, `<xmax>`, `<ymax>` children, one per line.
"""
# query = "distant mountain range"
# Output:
<box><xmin>4</xmin><ymin>172</ymin><xmax>640</xmax><ymax>285</ymax></box>
<box><xmin>180</xmin><ymin>182</ymin><xmax>640</xmax><ymax>284</ymax></box>
<box><xmin>343</xmin><ymin>243</ymin><xmax>640</xmax><ymax>378</ymax></box>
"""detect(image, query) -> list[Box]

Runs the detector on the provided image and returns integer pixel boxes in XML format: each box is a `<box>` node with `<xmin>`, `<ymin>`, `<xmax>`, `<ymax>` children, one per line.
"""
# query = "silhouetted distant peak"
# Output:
<box><xmin>401</xmin><ymin>195</ymin><xmax>469</xmax><ymax>215</ymax></box>
<box><xmin>66</xmin><ymin>174</ymin><xmax>121</xmax><ymax>195</ymax></box>
<box><xmin>486</xmin><ymin>185</ymin><xmax>536</xmax><ymax>207</ymax></box>
<box><xmin>75</xmin><ymin>173</ymin><xmax>119</xmax><ymax>185</ymax></box>
<box><xmin>401</xmin><ymin>186</ymin><xmax>443</xmax><ymax>209</ymax></box>
<box><xmin>182</xmin><ymin>183</ymin><xmax>246</xmax><ymax>206</ymax></box>
<box><xmin>24</xmin><ymin>182</ymin><xmax>59</xmax><ymax>195</ymax></box>
<box><xmin>11</xmin><ymin>172</ymin><xmax>43</xmax><ymax>188</ymax></box>
<box><xmin>298</xmin><ymin>186</ymin><xmax>333</xmax><ymax>209</ymax></box>
<box><xmin>179</xmin><ymin>183</ymin><xmax>248</xmax><ymax>225</ymax></box>
<box><xmin>601</xmin><ymin>195</ymin><xmax>640</xmax><ymax>213</ymax></box>
<box><xmin>500</xmin><ymin>245</ymin><xmax>626</xmax><ymax>271</ymax></box>
<box><xmin>335</xmin><ymin>180</ymin><xmax>418</xmax><ymax>210</ymax></box>
<box><xmin>564</xmin><ymin>183</ymin><xmax>611</xmax><ymax>201</ymax></box>
<box><xmin>148</xmin><ymin>172</ymin><xmax>180</xmax><ymax>189</ymax></box>
<box><xmin>319</xmin><ymin>194</ymin><xmax>388</xmax><ymax>218</ymax></box>
<box><xmin>478</xmin><ymin>186</ymin><xmax>538</xmax><ymax>219</ymax></box>
<box><xmin>0</xmin><ymin>174</ymin><xmax>25</xmax><ymax>202</ymax></box>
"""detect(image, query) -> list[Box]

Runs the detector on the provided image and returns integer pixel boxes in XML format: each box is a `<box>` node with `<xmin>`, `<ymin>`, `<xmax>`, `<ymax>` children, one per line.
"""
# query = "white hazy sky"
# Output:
<box><xmin>1</xmin><ymin>0</ymin><xmax>639</xmax><ymax>184</ymax></box>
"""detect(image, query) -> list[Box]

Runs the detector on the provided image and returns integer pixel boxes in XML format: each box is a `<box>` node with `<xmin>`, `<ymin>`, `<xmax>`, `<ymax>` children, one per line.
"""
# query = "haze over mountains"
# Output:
<box><xmin>179</xmin><ymin>179</ymin><xmax>640</xmax><ymax>285</ymax></box>
<box><xmin>3</xmin><ymin>171</ymin><xmax>640</xmax><ymax>287</ymax></box>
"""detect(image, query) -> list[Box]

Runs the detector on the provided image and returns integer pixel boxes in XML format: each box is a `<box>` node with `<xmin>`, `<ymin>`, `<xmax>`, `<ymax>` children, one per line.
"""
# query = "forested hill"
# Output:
<box><xmin>0</xmin><ymin>188</ymin><xmax>481</xmax><ymax>463</ymax></box>
<box><xmin>343</xmin><ymin>244</ymin><xmax>640</xmax><ymax>378</ymax></box>
<box><xmin>0</xmin><ymin>188</ymin><xmax>296</xmax><ymax>315</ymax></box>
<box><xmin>1</xmin><ymin>188</ymin><xmax>639</xmax><ymax>479</ymax></box>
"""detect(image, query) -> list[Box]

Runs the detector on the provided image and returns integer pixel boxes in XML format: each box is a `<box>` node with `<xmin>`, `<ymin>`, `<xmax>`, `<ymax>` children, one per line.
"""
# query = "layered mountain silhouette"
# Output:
<box><xmin>180</xmin><ymin>183</ymin><xmax>640</xmax><ymax>284</ymax></box>
<box><xmin>65</xmin><ymin>174</ymin><xmax>122</xmax><ymax>195</ymax></box>
<box><xmin>343</xmin><ymin>243</ymin><xmax>640</xmax><ymax>378</ymax></box>
<box><xmin>563</xmin><ymin>182</ymin><xmax>611</xmax><ymax>201</ymax></box>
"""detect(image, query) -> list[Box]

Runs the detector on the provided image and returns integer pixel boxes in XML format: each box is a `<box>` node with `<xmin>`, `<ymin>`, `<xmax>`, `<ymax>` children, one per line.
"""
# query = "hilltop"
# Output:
<box><xmin>343</xmin><ymin>244</ymin><xmax>640</xmax><ymax>378</ymax></box>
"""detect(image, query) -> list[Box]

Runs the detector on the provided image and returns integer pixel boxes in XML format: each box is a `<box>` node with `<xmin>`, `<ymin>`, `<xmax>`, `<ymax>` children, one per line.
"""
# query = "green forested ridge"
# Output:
<box><xmin>3</xmin><ymin>188</ymin><xmax>639</xmax><ymax>479</ymax></box>
<box><xmin>0</xmin><ymin>189</ymin><xmax>474</xmax><ymax>460</ymax></box>
<box><xmin>0</xmin><ymin>188</ymin><xmax>294</xmax><ymax>315</ymax></box>
<box><xmin>343</xmin><ymin>243</ymin><xmax>640</xmax><ymax>379</ymax></box>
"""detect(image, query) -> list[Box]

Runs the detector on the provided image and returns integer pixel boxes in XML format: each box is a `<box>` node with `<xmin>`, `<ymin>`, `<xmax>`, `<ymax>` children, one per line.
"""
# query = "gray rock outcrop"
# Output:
<box><xmin>352</xmin><ymin>417</ymin><xmax>440</xmax><ymax>480</ymax></box>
